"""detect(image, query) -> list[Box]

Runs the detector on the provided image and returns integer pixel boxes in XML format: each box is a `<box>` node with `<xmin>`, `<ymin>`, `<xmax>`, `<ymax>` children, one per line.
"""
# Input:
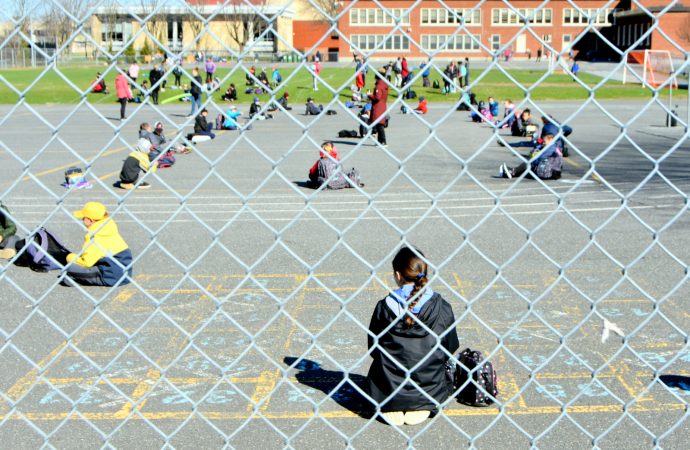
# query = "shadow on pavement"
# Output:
<box><xmin>283</xmin><ymin>356</ymin><xmax>373</xmax><ymax>418</ymax></box>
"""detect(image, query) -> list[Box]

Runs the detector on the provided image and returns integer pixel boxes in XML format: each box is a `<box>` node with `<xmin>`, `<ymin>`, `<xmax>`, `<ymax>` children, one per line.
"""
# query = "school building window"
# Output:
<box><xmin>491</xmin><ymin>8</ymin><xmax>552</xmax><ymax>25</ymax></box>
<box><xmin>350</xmin><ymin>34</ymin><xmax>410</xmax><ymax>51</ymax></box>
<box><xmin>350</xmin><ymin>8</ymin><xmax>410</xmax><ymax>25</ymax></box>
<box><xmin>562</xmin><ymin>34</ymin><xmax>572</xmax><ymax>50</ymax></box>
<box><xmin>491</xmin><ymin>34</ymin><xmax>500</xmax><ymax>51</ymax></box>
<box><xmin>420</xmin><ymin>8</ymin><xmax>481</xmax><ymax>25</ymax></box>
<box><xmin>563</xmin><ymin>8</ymin><xmax>612</xmax><ymax>25</ymax></box>
<box><xmin>420</xmin><ymin>34</ymin><xmax>481</xmax><ymax>51</ymax></box>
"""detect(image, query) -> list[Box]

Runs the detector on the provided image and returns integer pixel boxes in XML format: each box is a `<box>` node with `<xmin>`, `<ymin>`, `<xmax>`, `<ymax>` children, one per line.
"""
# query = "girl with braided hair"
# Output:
<box><xmin>366</xmin><ymin>247</ymin><xmax>459</xmax><ymax>427</ymax></box>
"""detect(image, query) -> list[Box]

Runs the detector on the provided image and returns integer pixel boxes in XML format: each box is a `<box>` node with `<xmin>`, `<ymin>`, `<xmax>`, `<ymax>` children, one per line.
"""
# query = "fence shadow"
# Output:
<box><xmin>283</xmin><ymin>357</ymin><xmax>373</xmax><ymax>418</ymax></box>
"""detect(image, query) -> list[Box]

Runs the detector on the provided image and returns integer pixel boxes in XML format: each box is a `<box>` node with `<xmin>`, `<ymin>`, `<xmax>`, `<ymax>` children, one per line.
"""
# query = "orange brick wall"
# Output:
<box><xmin>292</xmin><ymin>20</ymin><xmax>337</xmax><ymax>55</ymax></box>
<box><xmin>336</xmin><ymin>0</ymin><xmax>614</xmax><ymax>60</ymax></box>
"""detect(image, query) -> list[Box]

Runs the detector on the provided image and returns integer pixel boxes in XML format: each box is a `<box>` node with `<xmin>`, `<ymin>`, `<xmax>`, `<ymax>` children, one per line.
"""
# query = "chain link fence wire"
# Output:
<box><xmin>1</xmin><ymin>0</ymin><xmax>689</xmax><ymax>447</ymax></box>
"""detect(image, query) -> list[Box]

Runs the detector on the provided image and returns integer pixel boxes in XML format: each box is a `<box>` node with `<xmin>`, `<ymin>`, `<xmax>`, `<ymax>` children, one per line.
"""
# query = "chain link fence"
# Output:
<box><xmin>1</xmin><ymin>0</ymin><xmax>689</xmax><ymax>447</ymax></box>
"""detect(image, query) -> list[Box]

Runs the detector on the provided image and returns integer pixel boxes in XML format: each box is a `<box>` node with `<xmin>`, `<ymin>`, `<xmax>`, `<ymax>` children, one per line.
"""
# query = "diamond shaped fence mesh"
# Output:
<box><xmin>0</xmin><ymin>0</ymin><xmax>689</xmax><ymax>447</ymax></box>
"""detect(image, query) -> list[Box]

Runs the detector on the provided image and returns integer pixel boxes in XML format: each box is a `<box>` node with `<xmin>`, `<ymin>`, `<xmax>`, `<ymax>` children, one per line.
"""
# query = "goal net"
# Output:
<box><xmin>624</xmin><ymin>50</ymin><xmax>678</xmax><ymax>88</ymax></box>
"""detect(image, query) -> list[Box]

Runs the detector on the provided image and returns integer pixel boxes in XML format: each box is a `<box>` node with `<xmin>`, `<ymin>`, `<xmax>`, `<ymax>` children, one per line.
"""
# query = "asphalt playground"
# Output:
<box><xmin>0</xmin><ymin>95</ymin><xmax>689</xmax><ymax>449</ymax></box>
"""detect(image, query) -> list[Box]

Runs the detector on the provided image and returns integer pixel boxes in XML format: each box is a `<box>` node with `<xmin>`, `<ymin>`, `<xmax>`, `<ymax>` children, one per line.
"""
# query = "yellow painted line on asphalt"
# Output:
<box><xmin>115</xmin><ymin>368</ymin><xmax>161</xmax><ymax>419</ymax></box>
<box><xmin>21</xmin><ymin>146</ymin><xmax>128</xmax><ymax>182</ymax></box>
<box><xmin>2</xmin><ymin>403</ymin><xmax>685</xmax><ymax>421</ymax></box>
<box><xmin>249</xmin><ymin>274</ymin><xmax>308</xmax><ymax>413</ymax></box>
<box><xmin>563</xmin><ymin>157</ymin><xmax>603</xmax><ymax>184</ymax></box>
<box><xmin>5</xmin><ymin>342</ymin><xmax>68</xmax><ymax>402</ymax></box>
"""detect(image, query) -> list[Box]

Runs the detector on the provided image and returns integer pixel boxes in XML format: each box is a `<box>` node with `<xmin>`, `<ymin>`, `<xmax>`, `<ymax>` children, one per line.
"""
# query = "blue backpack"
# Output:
<box><xmin>16</xmin><ymin>228</ymin><xmax>71</xmax><ymax>272</ymax></box>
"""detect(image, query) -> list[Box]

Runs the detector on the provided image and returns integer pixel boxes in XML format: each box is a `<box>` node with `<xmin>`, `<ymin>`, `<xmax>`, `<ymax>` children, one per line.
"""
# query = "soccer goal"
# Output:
<box><xmin>623</xmin><ymin>50</ymin><xmax>678</xmax><ymax>88</ymax></box>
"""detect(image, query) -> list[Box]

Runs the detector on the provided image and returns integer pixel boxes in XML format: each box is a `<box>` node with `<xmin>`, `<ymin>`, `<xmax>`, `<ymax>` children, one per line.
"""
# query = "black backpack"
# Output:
<box><xmin>432</xmin><ymin>80</ymin><xmax>440</xmax><ymax>89</ymax></box>
<box><xmin>405</xmin><ymin>90</ymin><xmax>417</xmax><ymax>100</ymax></box>
<box><xmin>338</xmin><ymin>129</ymin><xmax>358</xmax><ymax>138</ymax></box>
<box><xmin>14</xmin><ymin>228</ymin><xmax>71</xmax><ymax>273</ymax></box>
<box><xmin>451</xmin><ymin>348</ymin><xmax>498</xmax><ymax>406</ymax></box>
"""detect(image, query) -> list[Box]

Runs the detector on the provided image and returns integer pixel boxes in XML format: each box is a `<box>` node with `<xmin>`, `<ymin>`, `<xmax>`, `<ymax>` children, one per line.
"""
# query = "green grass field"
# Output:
<box><xmin>0</xmin><ymin>64</ymin><xmax>676</xmax><ymax>106</ymax></box>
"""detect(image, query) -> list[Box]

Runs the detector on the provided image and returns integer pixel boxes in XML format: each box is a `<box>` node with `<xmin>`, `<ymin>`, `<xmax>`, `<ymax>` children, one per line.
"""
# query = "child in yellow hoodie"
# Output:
<box><xmin>63</xmin><ymin>202</ymin><xmax>133</xmax><ymax>287</ymax></box>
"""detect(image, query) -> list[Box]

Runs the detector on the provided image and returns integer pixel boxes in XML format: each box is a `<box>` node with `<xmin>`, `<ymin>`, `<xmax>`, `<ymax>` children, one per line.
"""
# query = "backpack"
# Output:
<box><xmin>337</xmin><ymin>129</ymin><xmax>358</xmax><ymax>138</ymax></box>
<box><xmin>432</xmin><ymin>80</ymin><xmax>440</xmax><ymax>89</ymax></box>
<box><xmin>400</xmin><ymin>105</ymin><xmax>409</xmax><ymax>114</ymax></box>
<box><xmin>64</xmin><ymin>167</ymin><xmax>86</xmax><ymax>186</ymax></box>
<box><xmin>405</xmin><ymin>90</ymin><xmax>417</xmax><ymax>100</ymax></box>
<box><xmin>216</xmin><ymin>113</ymin><xmax>224</xmax><ymax>130</ymax></box>
<box><xmin>326</xmin><ymin>109</ymin><xmax>337</xmax><ymax>115</ymax></box>
<box><xmin>150</xmin><ymin>149</ymin><xmax>176</xmax><ymax>168</ymax></box>
<box><xmin>15</xmin><ymin>228</ymin><xmax>70</xmax><ymax>273</ymax></box>
<box><xmin>451</xmin><ymin>348</ymin><xmax>498</xmax><ymax>406</ymax></box>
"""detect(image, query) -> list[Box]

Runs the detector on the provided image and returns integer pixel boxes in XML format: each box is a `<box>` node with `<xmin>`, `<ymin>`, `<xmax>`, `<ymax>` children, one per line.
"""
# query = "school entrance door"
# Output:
<box><xmin>516</xmin><ymin>34</ymin><xmax>527</xmax><ymax>54</ymax></box>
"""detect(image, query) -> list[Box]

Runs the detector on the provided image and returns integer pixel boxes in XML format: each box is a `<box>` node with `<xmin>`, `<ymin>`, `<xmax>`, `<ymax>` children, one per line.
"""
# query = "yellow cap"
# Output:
<box><xmin>73</xmin><ymin>202</ymin><xmax>107</xmax><ymax>221</ymax></box>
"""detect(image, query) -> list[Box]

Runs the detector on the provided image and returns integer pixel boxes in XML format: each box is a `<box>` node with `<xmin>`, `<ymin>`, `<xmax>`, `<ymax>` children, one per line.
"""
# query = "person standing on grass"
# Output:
<box><xmin>172</xmin><ymin>62</ymin><xmax>183</xmax><ymax>87</ymax></box>
<box><xmin>572</xmin><ymin>60</ymin><xmax>580</xmax><ymax>79</ymax></box>
<box><xmin>368</xmin><ymin>68</ymin><xmax>389</xmax><ymax>147</ymax></box>
<box><xmin>205</xmin><ymin>57</ymin><xmax>216</xmax><ymax>83</ymax></box>
<box><xmin>188</xmin><ymin>68</ymin><xmax>203</xmax><ymax>117</ymax></box>
<box><xmin>464</xmin><ymin>57</ymin><xmax>470</xmax><ymax>87</ymax></box>
<box><xmin>128</xmin><ymin>61</ymin><xmax>140</xmax><ymax>86</ymax></box>
<box><xmin>149</xmin><ymin>64</ymin><xmax>164</xmax><ymax>105</ymax></box>
<box><xmin>312</xmin><ymin>57</ymin><xmax>321</xmax><ymax>91</ymax></box>
<box><xmin>401</xmin><ymin>56</ymin><xmax>410</xmax><ymax>86</ymax></box>
<box><xmin>115</xmin><ymin>70</ymin><xmax>133</xmax><ymax>121</ymax></box>
<box><xmin>366</xmin><ymin>246</ymin><xmax>459</xmax><ymax>427</ymax></box>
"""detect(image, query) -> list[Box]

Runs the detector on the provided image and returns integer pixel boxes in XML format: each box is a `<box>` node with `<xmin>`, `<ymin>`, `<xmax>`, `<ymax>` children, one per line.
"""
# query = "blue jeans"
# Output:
<box><xmin>190</xmin><ymin>95</ymin><xmax>202</xmax><ymax>116</ymax></box>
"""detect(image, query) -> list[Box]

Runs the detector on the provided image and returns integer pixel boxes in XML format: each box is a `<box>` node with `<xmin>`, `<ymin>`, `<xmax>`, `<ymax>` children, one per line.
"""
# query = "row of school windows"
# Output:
<box><xmin>349</xmin><ymin>8</ymin><xmax>614</xmax><ymax>27</ymax></box>
<box><xmin>351</xmin><ymin>34</ymin><xmax>574</xmax><ymax>53</ymax></box>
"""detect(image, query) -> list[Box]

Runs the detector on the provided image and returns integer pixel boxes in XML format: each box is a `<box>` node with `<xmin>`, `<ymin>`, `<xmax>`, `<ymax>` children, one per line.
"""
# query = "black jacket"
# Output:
<box><xmin>149</xmin><ymin>68</ymin><xmax>164</xmax><ymax>89</ymax></box>
<box><xmin>194</xmin><ymin>115</ymin><xmax>209</xmax><ymax>134</ymax></box>
<box><xmin>366</xmin><ymin>292</ymin><xmax>459</xmax><ymax>412</ymax></box>
<box><xmin>191</xmin><ymin>75</ymin><xmax>203</xmax><ymax>97</ymax></box>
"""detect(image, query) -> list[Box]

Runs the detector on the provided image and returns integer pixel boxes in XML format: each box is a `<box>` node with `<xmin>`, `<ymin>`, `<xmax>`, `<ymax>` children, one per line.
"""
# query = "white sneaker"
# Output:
<box><xmin>382</xmin><ymin>411</ymin><xmax>404</xmax><ymax>427</ymax></box>
<box><xmin>404</xmin><ymin>410</ymin><xmax>430</xmax><ymax>425</ymax></box>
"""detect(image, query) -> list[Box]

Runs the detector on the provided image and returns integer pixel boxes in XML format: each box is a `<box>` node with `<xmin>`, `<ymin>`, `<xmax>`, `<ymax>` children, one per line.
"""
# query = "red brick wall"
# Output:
<box><xmin>292</xmin><ymin>20</ymin><xmax>336</xmax><ymax>55</ymax></box>
<box><xmin>335</xmin><ymin>0</ymin><xmax>615</xmax><ymax>60</ymax></box>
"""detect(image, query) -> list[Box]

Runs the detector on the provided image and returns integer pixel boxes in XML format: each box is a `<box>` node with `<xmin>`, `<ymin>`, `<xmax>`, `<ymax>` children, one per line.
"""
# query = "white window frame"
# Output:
<box><xmin>350</xmin><ymin>8</ymin><xmax>410</xmax><ymax>26</ymax></box>
<box><xmin>350</xmin><ymin>34</ymin><xmax>410</xmax><ymax>52</ymax></box>
<box><xmin>420</xmin><ymin>34</ymin><xmax>481</xmax><ymax>52</ymax></box>
<box><xmin>491</xmin><ymin>34</ymin><xmax>500</xmax><ymax>51</ymax></box>
<box><xmin>562</xmin><ymin>34</ymin><xmax>572</xmax><ymax>51</ymax></box>
<box><xmin>420</xmin><ymin>8</ymin><xmax>481</xmax><ymax>26</ymax></box>
<box><xmin>562</xmin><ymin>8</ymin><xmax>612</xmax><ymax>26</ymax></box>
<box><xmin>491</xmin><ymin>8</ymin><xmax>553</xmax><ymax>26</ymax></box>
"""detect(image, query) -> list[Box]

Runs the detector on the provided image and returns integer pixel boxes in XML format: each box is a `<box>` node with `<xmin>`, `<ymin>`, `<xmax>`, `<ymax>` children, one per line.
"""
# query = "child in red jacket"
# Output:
<box><xmin>414</xmin><ymin>96</ymin><xmax>428</xmax><ymax>114</ymax></box>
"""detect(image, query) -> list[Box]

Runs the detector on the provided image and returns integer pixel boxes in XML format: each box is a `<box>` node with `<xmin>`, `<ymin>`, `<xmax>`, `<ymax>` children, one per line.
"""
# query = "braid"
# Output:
<box><xmin>404</xmin><ymin>273</ymin><xmax>428</xmax><ymax>328</ymax></box>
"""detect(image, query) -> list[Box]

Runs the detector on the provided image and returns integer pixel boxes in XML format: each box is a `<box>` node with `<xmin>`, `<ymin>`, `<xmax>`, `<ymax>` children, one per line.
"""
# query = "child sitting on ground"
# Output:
<box><xmin>500</xmin><ymin>99</ymin><xmax>517</xmax><ymax>128</ymax></box>
<box><xmin>91</xmin><ymin>72</ymin><xmax>109</xmax><ymax>94</ymax></box>
<box><xmin>194</xmin><ymin>108</ymin><xmax>216</xmax><ymax>139</ymax></box>
<box><xmin>413</xmin><ymin>96</ymin><xmax>428</xmax><ymax>114</ymax></box>
<box><xmin>499</xmin><ymin>133</ymin><xmax>563</xmax><ymax>180</ymax></box>
<box><xmin>119</xmin><ymin>138</ymin><xmax>157</xmax><ymax>189</ymax></box>
<box><xmin>249</xmin><ymin>97</ymin><xmax>273</xmax><ymax>120</ymax></box>
<box><xmin>221</xmin><ymin>83</ymin><xmax>237</xmax><ymax>102</ymax></box>
<box><xmin>488</xmin><ymin>96</ymin><xmax>499</xmax><ymax>118</ymax></box>
<box><xmin>277</xmin><ymin>92</ymin><xmax>292</xmax><ymax>111</ymax></box>
<box><xmin>307</xmin><ymin>142</ymin><xmax>364</xmax><ymax>190</ymax></box>
<box><xmin>63</xmin><ymin>201</ymin><xmax>133</xmax><ymax>287</ymax></box>
<box><xmin>219</xmin><ymin>105</ymin><xmax>242</xmax><ymax>130</ymax></box>
<box><xmin>305</xmin><ymin>97</ymin><xmax>324</xmax><ymax>115</ymax></box>
<box><xmin>511</xmin><ymin>108</ymin><xmax>539</xmax><ymax>138</ymax></box>
<box><xmin>471</xmin><ymin>101</ymin><xmax>492</xmax><ymax>123</ymax></box>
